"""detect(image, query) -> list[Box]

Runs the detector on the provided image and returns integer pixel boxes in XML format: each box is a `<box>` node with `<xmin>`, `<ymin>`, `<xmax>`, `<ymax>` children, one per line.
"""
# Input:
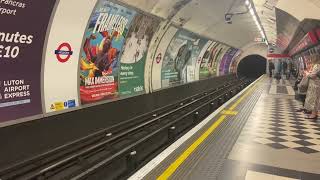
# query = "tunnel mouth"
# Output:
<box><xmin>237</xmin><ymin>55</ymin><xmax>267</xmax><ymax>79</ymax></box>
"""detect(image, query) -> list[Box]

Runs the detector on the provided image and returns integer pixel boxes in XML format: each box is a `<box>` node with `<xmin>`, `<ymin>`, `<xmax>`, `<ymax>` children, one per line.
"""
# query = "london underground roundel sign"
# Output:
<box><xmin>55</xmin><ymin>42</ymin><xmax>73</xmax><ymax>63</ymax></box>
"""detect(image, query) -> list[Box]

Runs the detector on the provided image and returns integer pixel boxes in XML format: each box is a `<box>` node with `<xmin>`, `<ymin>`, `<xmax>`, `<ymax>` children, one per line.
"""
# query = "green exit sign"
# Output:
<box><xmin>254</xmin><ymin>37</ymin><xmax>266</xmax><ymax>42</ymax></box>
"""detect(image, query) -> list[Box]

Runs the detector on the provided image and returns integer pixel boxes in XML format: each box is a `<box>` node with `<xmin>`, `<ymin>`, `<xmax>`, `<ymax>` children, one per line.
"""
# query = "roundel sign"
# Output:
<box><xmin>156</xmin><ymin>53</ymin><xmax>162</xmax><ymax>64</ymax></box>
<box><xmin>55</xmin><ymin>42</ymin><xmax>73</xmax><ymax>63</ymax></box>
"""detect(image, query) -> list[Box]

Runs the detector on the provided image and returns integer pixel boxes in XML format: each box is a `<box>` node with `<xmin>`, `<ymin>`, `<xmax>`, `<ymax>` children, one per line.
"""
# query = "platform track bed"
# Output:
<box><xmin>0</xmin><ymin>77</ymin><xmax>253</xmax><ymax>180</ymax></box>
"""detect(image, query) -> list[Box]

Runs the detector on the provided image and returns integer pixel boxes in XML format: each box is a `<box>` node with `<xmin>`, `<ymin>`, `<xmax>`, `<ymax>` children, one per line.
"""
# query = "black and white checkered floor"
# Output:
<box><xmin>269</xmin><ymin>78</ymin><xmax>296</xmax><ymax>95</ymax></box>
<box><xmin>238</xmin><ymin>94</ymin><xmax>320</xmax><ymax>154</ymax></box>
<box><xmin>225</xmin><ymin>76</ymin><xmax>320</xmax><ymax>179</ymax></box>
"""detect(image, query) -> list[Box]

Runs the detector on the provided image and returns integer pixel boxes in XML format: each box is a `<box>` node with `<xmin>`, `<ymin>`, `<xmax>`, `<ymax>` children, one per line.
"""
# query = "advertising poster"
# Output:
<box><xmin>230</xmin><ymin>58</ymin><xmax>238</xmax><ymax>73</ymax></box>
<box><xmin>44</xmin><ymin>0</ymin><xmax>97</xmax><ymax>113</ymax></box>
<box><xmin>119</xmin><ymin>14</ymin><xmax>160</xmax><ymax>96</ymax></box>
<box><xmin>229</xmin><ymin>50</ymin><xmax>241</xmax><ymax>73</ymax></box>
<box><xmin>79</xmin><ymin>1</ymin><xmax>136</xmax><ymax>104</ymax></box>
<box><xmin>195</xmin><ymin>41</ymin><xmax>214</xmax><ymax>81</ymax></box>
<box><xmin>223</xmin><ymin>48</ymin><xmax>239</xmax><ymax>75</ymax></box>
<box><xmin>207</xmin><ymin>43</ymin><xmax>224</xmax><ymax>77</ymax></box>
<box><xmin>151</xmin><ymin>25</ymin><xmax>178</xmax><ymax>91</ymax></box>
<box><xmin>145</xmin><ymin>21</ymin><xmax>169</xmax><ymax>93</ymax></box>
<box><xmin>219</xmin><ymin>48</ymin><xmax>238</xmax><ymax>75</ymax></box>
<box><xmin>0</xmin><ymin>0</ymin><xmax>56</xmax><ymax>123</ymax></box>
<box><xmin>213</xmin><ymin>45</ymin><xmax>229</xmax><ymax>76</ymax></box>
<box><xmin>218</xmin><ymin>47</ymin><xmax>232</xmax><ymax>75</ymax></box>
<box><xmin>161</xmin><ymin>29</ymin><xmax>208</xmax><ymax>88</ymax></box>
<box><xmin>199</xmin><ymin>42</ymin><xmax>219</xmax><ymax>79</ymax></box>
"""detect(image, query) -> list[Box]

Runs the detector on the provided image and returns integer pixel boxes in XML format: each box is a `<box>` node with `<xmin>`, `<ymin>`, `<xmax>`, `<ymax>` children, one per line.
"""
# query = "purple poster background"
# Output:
<box><xmin>219</xmin><ymin>48</ymin><xmax>232</xmax><ymax>75</ymax></box>
<box><xmin>223</xmin><ymin>48</ymin><xmax>238</xmax><ymax>75</ymax></box>
<box><xmin>0</xmin><ymin>1</ymin><xmax>56</xmax><ymax>122</ymax></box>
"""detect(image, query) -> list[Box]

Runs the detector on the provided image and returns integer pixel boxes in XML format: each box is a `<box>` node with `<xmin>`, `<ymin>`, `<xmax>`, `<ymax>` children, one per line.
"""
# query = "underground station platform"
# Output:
<box><xmin>129</xmin><ymin>75</ymin><xmax>320</xmax><ymax>180</ymax></box>
<box><xmin>2</xmin><ymin>1</ymin><xmax>320</xmax><ymax>180</ymax></box>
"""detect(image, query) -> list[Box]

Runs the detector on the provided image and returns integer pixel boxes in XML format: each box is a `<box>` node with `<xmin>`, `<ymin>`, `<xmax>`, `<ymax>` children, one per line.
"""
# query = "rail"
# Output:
<box><xmin>0</xmin><ymin>77</ymin><xmax>252</xmax><ymax>180</ymax></box>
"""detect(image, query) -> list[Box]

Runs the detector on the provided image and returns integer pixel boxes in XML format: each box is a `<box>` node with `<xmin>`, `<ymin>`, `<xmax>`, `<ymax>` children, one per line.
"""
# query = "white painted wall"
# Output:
<box><xmin>277</xmin><ymin>0</ymin><xmax>320</xmax><ymax>21</ymax></box>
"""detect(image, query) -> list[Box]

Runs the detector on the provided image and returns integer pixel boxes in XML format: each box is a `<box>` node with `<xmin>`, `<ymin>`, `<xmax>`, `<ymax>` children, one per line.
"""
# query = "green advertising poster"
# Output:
<box><xmin>199</xmin><ymin>42</ymin><xmax>219</xmax><ymax>79</ymax></box>
<box><xmin>119</xmin><ymin>14</ymin><xmax>160</xmax><ymax>96</ymax></box>
<box><xmin>209</xmin><ymin>44</ymin><xmax>229</xmax><ymax>76</ymax></box>
<box><xmin>161</xmin><ymin>29</ymin><xmax>208</xmax><ymax>87</ymax></box>
<box><xmin>205</xmin><ymin>43</ymin><xmax>222</xmax><ymax>77</ymax></box>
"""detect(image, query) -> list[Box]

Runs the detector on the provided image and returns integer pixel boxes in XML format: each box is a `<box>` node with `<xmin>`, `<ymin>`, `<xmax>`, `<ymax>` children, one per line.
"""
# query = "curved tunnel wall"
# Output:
<box><xmin>277</xmin><ymin>0</ymin><xmax>320</xmax><ymax>21</ymax></box>
<box><xmin>230</xmin><ymin>42</ymin><xmax>268</xmax><ymax>74</ymax></box>
<box><xmin>0</xmin><ymin>0</ymin><xmax>242</xmax><ymax>127</ymax></box>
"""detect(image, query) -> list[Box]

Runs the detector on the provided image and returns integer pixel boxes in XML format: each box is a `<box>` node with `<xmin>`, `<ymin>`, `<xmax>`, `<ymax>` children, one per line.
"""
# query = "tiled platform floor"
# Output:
<box><xmin>224</xmin><ymin>76</ymin><xmax>320</xmax><ymax>180</ymax></box>
<box><xmin>130</xmin><ymin>76</ymin><xmax>320</xmax><ymax>180</ymax></box>
<box><xmin>238</xmin><ymin>95</ymin><xmax>320</xmax><ymax>154</ymax></box>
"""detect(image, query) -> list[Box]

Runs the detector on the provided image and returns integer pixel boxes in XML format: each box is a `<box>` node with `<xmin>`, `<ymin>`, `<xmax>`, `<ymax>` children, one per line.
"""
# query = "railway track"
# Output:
<box><xmin>0</xmin><ymin>77</ymin><xmax>253</xmax><ymax>180</ymax></box>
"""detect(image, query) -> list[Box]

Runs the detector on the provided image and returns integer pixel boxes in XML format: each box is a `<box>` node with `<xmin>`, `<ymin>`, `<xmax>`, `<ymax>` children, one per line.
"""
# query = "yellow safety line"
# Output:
<box><xmin>229</xmin><ymin>83</ymin><xmax>258</xmax><ymax>110</ymax></box>
<box><xmin>157</xmin><ymin>78</ymin><xmax>262</xmax><ymax>180</ymax></box>
<box><xmin>221</xmin><ymin>110</ymin><xmax>238</xmax><ymax>116</ymax></box>
<box><xmin>157</xmin><ymin>115</ymin><xmax>227</xmax><ymax>180</ymax></box>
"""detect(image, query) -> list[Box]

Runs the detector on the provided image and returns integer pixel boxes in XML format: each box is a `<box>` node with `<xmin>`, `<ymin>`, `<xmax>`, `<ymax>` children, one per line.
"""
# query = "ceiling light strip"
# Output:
<box><xmin>245</xmin><ymin>0</ymin><xmax>268</xmax><ymax>45</ymax></box>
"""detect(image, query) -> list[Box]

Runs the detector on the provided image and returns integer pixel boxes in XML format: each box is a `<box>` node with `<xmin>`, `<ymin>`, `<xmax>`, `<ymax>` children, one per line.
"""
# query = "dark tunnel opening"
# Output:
<box><xmin>237</xmin><ymin>55</ymin><xmax>267</xmax><ymax>78</ymax></box>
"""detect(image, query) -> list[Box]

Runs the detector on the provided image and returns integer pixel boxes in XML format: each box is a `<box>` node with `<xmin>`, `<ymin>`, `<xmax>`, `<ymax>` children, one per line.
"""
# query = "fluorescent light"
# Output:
<box><xmin>253</xmin><ymin>15</ymin><xmax>257</xmax><ymax>21</ymax></box>
<box><xmin>256</xmin><ymin>21</ymin><xmax>260</xmax><ymax>26</ymax></box>
<box><xmin>247</xmin><ymin>0</ymin><xmax>268</xmax><ymax>44</ymax></box>
<box><xmin>257</xmin><ymin>23</ymin><xmax>261</xmax><ymax>29</ymax></box>
<box><xmin>249</xmin><ymin>8</ymin><xmax>254</xmax><ymax>15</ymax></box>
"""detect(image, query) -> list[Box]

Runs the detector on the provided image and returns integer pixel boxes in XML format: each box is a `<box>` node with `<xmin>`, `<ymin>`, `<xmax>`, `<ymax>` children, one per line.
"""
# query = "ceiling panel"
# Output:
<box><xmin>309</xmin><ymin>0</ymin><xmax>320</xmax><ymax>7</ymax></box>
<box><xmin>118</xmin><ymin>0</ymin><xmax>159</xmax><ymax>12</ymax></box>
<box><xmin>151</xmin><ymin>0</ymin><xmax>192</xmax><ymax>19</ymax></box>
<box><xmin>275</xmin><ymin>8</ymin><xmax>300</xmax><ymax>52</ymax></box>
<box><xmin>169</xmin><ymin>0</ymin><xmax>262</xmax><ymax>48</ymax></box>
<box><xmin>119</xmin><ymin>0</ymin><xmax>276</xmax><ymax>49</ymax></box>
<box><xmin>285</xmin><ymin>19</ymin><xmax>320</xmax><ymax>53</ymax></box>
<box><xmin>253</xmin><ymin>0</ymin><xmax>278</xmax><ymax>44</ymax></box>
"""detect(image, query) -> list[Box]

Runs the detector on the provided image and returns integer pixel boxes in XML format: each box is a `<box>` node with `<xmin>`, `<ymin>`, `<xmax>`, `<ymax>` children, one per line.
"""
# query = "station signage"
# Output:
<box><xmin>43</xmin><ymin>0</ymin><xmax>97</xmax><ymax>113</ymax></box>
<box><xmin>0</xmin><ymin>0</ymin><xmax>56</xmax><ymax>123</ymax></box>
<box><xmin>254</xmin><ymin>37</ymin><xmax>267</xmax><ymax>42</ymax></box>
<box><xmin>289</xmin><ymin>30</ymin><xmax>318</xmax><ymax>56</ymax></box>
<box><xmin>267</xmin><ymin>54</ymin><xmax>290</xmax><ymax>58</ymax></box>
<box><xmin>55</xmin><ymin>42</ymin><xmax>73</xmax><ymax>63</ymax></box>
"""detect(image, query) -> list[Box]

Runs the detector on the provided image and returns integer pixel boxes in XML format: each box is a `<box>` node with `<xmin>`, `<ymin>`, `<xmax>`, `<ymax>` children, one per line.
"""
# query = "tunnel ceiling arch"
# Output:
<box><xmin>120</xmin><ymin>0</ymin><xmax>320</xmax><ymax>53</ymax></box>
<box><xmin>230</xmin><ymin>42</ymin><xmax>268</xmax><ymax>73</ymax></box>
<box><xmin>120</xmin><ymin>0</ymin><xmax>271</xmax><ymax>49</ymax></box>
